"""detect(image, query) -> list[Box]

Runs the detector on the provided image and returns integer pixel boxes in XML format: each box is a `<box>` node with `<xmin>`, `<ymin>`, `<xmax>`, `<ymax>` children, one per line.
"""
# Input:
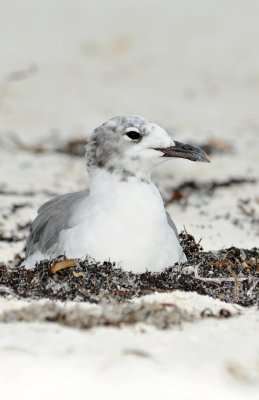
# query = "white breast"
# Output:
<box><xmin>58</xmin><ymin>175</ymin><xmax>185</xmax><ymax>272</ymax></box>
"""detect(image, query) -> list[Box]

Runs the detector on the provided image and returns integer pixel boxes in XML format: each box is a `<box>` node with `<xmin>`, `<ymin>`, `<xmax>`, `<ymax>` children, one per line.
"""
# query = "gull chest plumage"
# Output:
<box><xmin>58</xmin><ymin>170</ymin><xmax>184</xmax><ymax>271</ymax></box>
<box><xmin>24</xmin><ymin>115</ymin><xmax>209</xmax><ymax>272</ymax></box>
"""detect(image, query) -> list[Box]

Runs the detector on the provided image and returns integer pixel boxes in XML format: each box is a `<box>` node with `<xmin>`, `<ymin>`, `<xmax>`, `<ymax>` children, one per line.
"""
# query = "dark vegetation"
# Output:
<box><xmin>0</xmin><ymin>232</ymin><xmax>258</xmax><ymax>307</ymax></box>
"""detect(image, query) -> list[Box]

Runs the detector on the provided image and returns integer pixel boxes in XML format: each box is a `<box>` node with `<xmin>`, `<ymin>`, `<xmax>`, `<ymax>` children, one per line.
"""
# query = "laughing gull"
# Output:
<box><xmin>24</xmin><ymin>115</ymin><xmax>209</xmax><ymax>272</ymax></box>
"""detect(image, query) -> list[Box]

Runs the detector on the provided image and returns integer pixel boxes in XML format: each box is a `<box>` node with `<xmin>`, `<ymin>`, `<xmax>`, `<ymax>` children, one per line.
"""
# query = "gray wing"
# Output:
<box><xmin>166</xmin><ymin>211</ymin><xmax>179</xmax><ymax>240</ymax></box>
<box><xmin>25</xmin><ymin>190</ymin><xmax>89</xmax><ymax>257</ymax></box>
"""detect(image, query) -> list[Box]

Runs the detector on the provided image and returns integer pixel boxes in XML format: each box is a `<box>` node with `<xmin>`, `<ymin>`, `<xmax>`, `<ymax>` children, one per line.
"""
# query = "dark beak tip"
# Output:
<box><xmin>155</xmin><ymin>141</ymin><xmax>211</xmax><ymax>163</ymax></box>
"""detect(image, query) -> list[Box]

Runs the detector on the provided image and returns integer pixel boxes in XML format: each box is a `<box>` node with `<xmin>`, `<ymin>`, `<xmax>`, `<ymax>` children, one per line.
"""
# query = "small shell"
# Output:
<box><xmin>50</xmin><ymin>259</ymin><xmax>77</xmax><ymax>274</ymax></box>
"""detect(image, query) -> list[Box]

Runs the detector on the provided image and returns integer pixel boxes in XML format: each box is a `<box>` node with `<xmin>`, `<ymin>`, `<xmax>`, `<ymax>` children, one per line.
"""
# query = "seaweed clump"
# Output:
<box><xmin>0</xmin><ymin>232</ymin><xmax>258</xmax><ymax>307</ymax></box>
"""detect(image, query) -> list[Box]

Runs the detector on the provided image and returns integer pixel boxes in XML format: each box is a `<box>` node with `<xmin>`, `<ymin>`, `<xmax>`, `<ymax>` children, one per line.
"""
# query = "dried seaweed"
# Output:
<box><xmin>0</xmin><ymin>302</ymin><xmax>195</xmax><ymax>330</ymax></box>
<box><xmin>0</xmin><ymin>232</ymin><xmax>258</xmax><ymax>306</ymax></box>
<box><xmin>167</xmin><ymin>178</ymin><xmax>257</xmax><ymax>204</ymax></box>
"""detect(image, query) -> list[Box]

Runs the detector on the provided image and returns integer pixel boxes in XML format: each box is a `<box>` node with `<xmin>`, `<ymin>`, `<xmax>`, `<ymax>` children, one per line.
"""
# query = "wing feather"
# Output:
<box><xmin>25</xmin><ymin>191</ymin><xmax>88</xmax><ymax>257</ymax></box>
<box><xmin>166</xmin><ymin>211</ymin><xmax>179</xmax><ymax>239</ymax></box>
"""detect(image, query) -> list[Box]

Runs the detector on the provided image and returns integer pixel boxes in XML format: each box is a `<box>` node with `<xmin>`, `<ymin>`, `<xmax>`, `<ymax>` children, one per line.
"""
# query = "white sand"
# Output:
<box><xmin>0</xmin><ymin>1</ymin><xmax>259</xmax><ymax>399</ymax></box>
<box><xmin>0</xmin><ymin>292</ymin><xmax>258</xmax><ymax>400</ymax></box>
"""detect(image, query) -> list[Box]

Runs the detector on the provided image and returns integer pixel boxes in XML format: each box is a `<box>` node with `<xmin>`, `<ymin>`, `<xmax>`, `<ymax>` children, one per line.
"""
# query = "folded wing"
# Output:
<box><xmin>25</xmin><ymin>191</ymin><xmax>89</xmax><ymax>258</ymax></box>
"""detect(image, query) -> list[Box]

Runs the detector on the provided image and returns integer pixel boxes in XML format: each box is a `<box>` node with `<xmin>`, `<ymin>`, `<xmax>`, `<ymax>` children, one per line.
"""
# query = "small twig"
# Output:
<box><xmin>246</xmin><ymin>278</ymin><xmax>259</xmax><ymax>298</ymax></box>
<box><xmin>227</xmin><ymin>265</ymin><xmax>239</xmax><ymax>302</ymax></box>
<box><xmin>193</xmin><ymin>263</ymin><xmax>247</xmax><ymax>283</ymax></box>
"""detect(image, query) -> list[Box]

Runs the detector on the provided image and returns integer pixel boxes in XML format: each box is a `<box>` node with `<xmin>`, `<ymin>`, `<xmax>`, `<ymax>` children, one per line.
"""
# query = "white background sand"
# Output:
<box><xmin>0</xmin><ymin>0</ymin><xmax>259</xmax><ymax>399</ymax></box>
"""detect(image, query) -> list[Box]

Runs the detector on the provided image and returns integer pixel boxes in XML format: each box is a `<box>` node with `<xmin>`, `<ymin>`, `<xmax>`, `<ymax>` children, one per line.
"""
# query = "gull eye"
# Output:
<box><xmin>125</xmin><ymin>128</ymin><xmax>141</xmax><ymax>141</ymax></box>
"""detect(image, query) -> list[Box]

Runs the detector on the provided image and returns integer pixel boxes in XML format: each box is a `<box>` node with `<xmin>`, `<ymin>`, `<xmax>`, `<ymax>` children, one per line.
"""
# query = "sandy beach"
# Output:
<box><xmin>0</xmin><ymin>1</ymin><xmax>259</xmax><ymax>399</ymax></box>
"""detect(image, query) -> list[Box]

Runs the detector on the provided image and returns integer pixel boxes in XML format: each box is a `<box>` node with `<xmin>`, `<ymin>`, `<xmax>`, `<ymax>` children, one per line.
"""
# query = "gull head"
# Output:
<box><xmin>86</xmin><ymin>115</ymin><xmax>209</xmax><ymax>180</ymax></box>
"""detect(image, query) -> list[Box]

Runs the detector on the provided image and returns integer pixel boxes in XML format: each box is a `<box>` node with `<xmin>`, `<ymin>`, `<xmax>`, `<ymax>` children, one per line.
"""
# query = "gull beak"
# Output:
<box><xmin>155</xmin><ymin>140</ymin><xmax>210</xmax><ymax>163</ymax></box>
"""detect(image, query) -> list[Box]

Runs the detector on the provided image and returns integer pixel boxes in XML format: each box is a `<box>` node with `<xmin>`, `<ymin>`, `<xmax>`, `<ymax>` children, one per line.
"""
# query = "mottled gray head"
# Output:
<box><xmin>85</xmin><ymin>115</ymin><xmax>209</xmax><ymax>179</ymax></box>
